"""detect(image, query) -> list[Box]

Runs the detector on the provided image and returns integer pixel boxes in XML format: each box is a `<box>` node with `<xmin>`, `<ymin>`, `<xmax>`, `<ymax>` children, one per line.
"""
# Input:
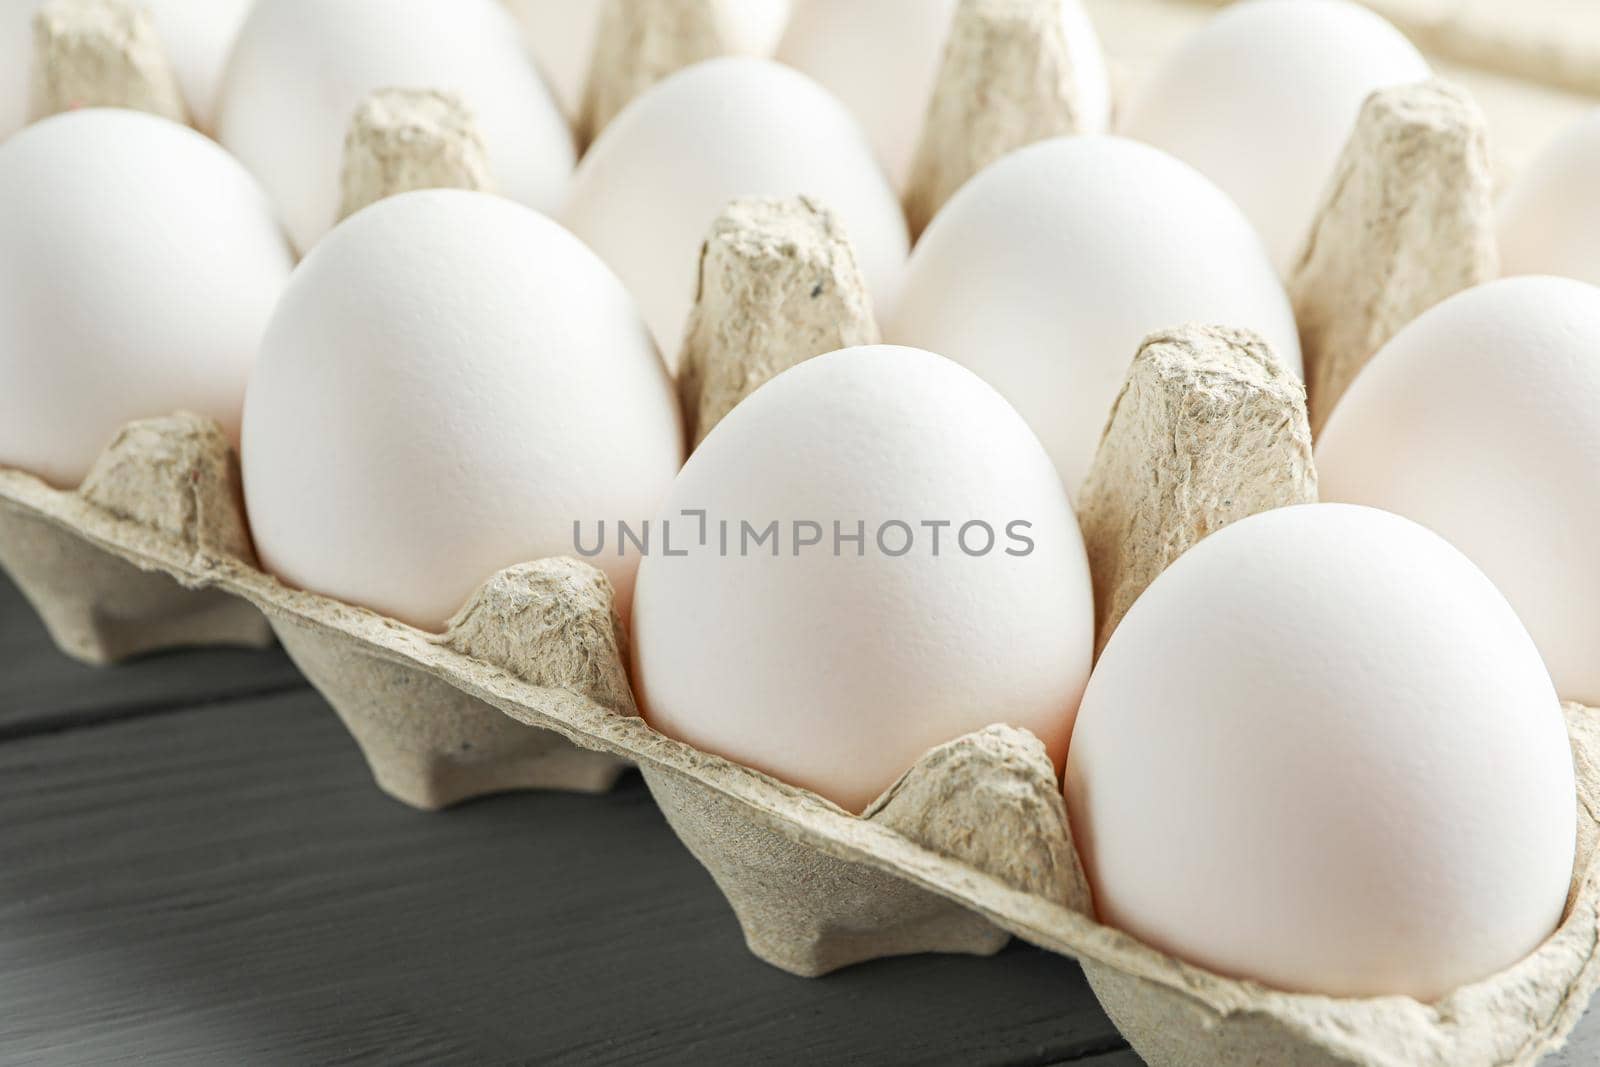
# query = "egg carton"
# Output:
<box><xmin>4</xmin><ymin>316</ymin><xmax>1598</xmax><ymax>1065</ymax></box>
<box><xmin>4</xmin><ymin>1</ymin><xmax>1599</xmax><ymax>1063</ymax></box>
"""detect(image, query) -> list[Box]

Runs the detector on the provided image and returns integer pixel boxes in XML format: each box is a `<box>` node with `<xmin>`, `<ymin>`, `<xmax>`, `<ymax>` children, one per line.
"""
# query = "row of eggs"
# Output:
<box><xmin>0</xmin><ymin>0</ymin><xmax>1597</xmax><ymax>1010</ymax></box>
<box><xmin>4</xmin><ymin>0</ymin><xmax>1595</xmax><ymax>303</ymax></box>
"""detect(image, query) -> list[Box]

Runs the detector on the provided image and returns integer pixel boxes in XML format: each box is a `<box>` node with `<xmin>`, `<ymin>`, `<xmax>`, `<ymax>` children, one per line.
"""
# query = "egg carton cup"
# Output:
<box><xmin>0</xmin><ymin>416</ymin><xmax>634</xmax><ymax>808</ymax></box>
<box><xmin>0</xmin><ymin>422</ymin><xmax>270</xmax><ymax>664</ymax></box>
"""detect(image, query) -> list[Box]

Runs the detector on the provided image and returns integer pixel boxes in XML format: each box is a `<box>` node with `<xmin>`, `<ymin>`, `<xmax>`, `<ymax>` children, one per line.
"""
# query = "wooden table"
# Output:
<box><xmin>1</xmin><ymin>572</ymin><xmax>1594</xmax><ymax>1065</ymax></box>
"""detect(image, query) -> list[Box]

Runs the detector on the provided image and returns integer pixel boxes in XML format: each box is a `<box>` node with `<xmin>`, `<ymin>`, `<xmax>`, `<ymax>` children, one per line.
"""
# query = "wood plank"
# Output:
<box><xmin>0</xmin><ymin>570</ymin><xmax>304</xmax><ymax>737</ymax></box>
<box><xmin>0</xmin><ymin>689</ymin><xmax>1129</xmax><ymax>1066</ymax></box>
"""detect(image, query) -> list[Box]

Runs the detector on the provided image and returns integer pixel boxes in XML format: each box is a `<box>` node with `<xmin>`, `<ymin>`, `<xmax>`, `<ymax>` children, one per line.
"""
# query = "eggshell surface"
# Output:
<box><xmin>632</xmin><ymin>345</ymin><xmax>1096</xmax><ymax>814</ymax></box>
<box><xmin>508</xmin><ymin>0</ymin><xmax>792</xmax><ymax>118</ymax></box>
<box><xmin>1499</xmin><ymin>109</ymin><xmax>1600</xmax><ymax>288</ymax></box>
<box><xmin>241</xmin><ymin>190</ymin><xmax>683</xmax><ymax>631</ymax></box>
<box><xmin>1066</xmin><ymin>503</ymin><xmax>1576</xmax><ymax>1001</ymax></box>
<box><xmin>1316</xmin><ymin>276</ymin><xmax>1600</xmax><ymax>707</ymax></box>
<box><xmin>887</xmin><ymin>135</ymin><xmax>1300</xmax><ymax>492</ymax></box>
<box><xmin>1</xmin><ymin>0</ymin><xmax>252</xmax><ymax>136</ymax></box>
<box><xmin>0</xmin><ymin>109</ymin><xmax>292</xmax><ymax>488</ymax></box>
<box><xmin>1124</xmin><ymin>0</ymin><xmax>1430</xmax><ymax>272</ymax></box>
<box><xmin>776</xmin><ymin>0</ymin><xmax>1110</xmax><ymax>189</ymax></box>
<box><xmin>562</xmin><ymin>58</ymin><xmax>908</xmax><ymax>362</ymax></box>
<box><xmin>216</xmin><ymin>0</ymin><xmax>574</xmax><ymax>254</ymax></box>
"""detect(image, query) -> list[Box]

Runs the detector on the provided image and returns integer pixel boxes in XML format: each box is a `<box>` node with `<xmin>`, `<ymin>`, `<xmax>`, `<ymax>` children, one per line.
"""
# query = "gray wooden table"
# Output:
<box><xmin>1</xmin><ymin>572</ymin><xmax>1594</xmax><ymax>1066</ymax></box>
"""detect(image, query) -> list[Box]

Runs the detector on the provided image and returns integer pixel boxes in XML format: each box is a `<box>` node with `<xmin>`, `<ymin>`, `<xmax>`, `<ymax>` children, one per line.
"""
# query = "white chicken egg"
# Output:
<box><xmin>561</xmin><ymin>57</ymin><xmax>908</xmax><ymax>363</ymax></box>
<box><xmin>241</xmin><ymin>190</ymin><xmax>683</xmax><ymax>631</ymax></box>
<box><xmin>216</xmin><ymin>0</ymin><xmax>574</xmax><ymax>255</ymax></box>
<box><xmin>1316</xmin><ymin>276</ymin><xmax>1600</xmax><ymax>707</ymax></box>
<box><xmin>1</xmin><ymin>0</ymin><xmax>252</xmax><ymax>137</ymax></box>
<box><xmin>0</xmin><ymin>109</ymin><xmax>292</xmax><ymax>488</ymax></box>
<box><xmin>776</xmin><ymin>0</ymin><xmax>1110</xmax><ymax>190</ymax></box>
<box><xmin>1124</xmin><ymin>0</ymin><xmax>1430</xmax><ymax>273</ymax></box>
<box><xmin>1499</xmin><ymin>109</ymin><xmax>1600</xmax><ymax>288</ymax></box>
<box><xmin>632</xmin><ymin>344</ymin><xmax>1096</xmax><ymax>814</ymax></box>
<box><xmin>507</xmin><ymin>0</ymin><xmax>793</xmax><ymax>119</ymax></box>
<box><xmin>1066</xmin><ymin>503</ymin><xmax>1575</xmax><ymax>1000</ymax></box>
<box><xmin>887</xmin><ymin>135</ymin><xmax>1300</xmax><ymax>493</ymax></box>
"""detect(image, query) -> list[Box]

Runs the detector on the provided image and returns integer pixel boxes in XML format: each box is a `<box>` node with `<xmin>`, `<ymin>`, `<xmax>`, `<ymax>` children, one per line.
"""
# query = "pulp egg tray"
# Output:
<box><xmin>5</xmin><ymin>1</ymin><xmax>1600</xmax><ymax>1065</ymax></box>
<box><xmin>3</xmin><ymin>328</ymin><xmax>1599</xmax><ymax>1066</ymax></box>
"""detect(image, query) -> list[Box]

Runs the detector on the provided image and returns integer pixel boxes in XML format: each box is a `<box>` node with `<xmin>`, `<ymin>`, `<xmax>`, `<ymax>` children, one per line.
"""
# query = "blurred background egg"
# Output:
<box><xmin>1</xmin><ymin>0</ymin><xmax>253</xmax><ymax>138</ymax></box>
<box><xmin>0</xmin><ymin>109</ymin><xmax>292</xmax><ymax>488</ymax></box>
<box><xmin>1124</xmin><ymin>0</ymin><xmax>1430</xmax><ymax>273</ymax></box>
<box><xmin>1499</xmin><ymin>109</ymin><xmax>1600</xmax><ymax>287</ymax></box>
<box><xmin>562</xmin><ymin>57</ymin><xmax>908</xmax><ymax>363</ymax></box>
<box><xmin>887</xmin><ymin>135</ymin><xmax>1299</xmax><ymax>493</ymax></box>
<box><xmin>242</xmin><ymin>190</ymin><xmax>682</xmax><ymax>630</ymax></box>
<box><xmin>632</xmin><ymin>345</ymin><xmax>1096</xmax><ymax>814</ymax></box>
<box><xmin>1066</xmin><ymin>503</ymin><xmax>1576</xmax><ymax>1000</ymax></box>
<box><xmin>216</xmin><ymin>0</ymin><xmax>574</xmax><ymax>255</ymax></box>
<box><xmin>1317</xmin><ymin>276</ymin><xmax>1600</xmax><ymax>707</ymax></box>
<box><xmin>508</xmin><ymin>0</ymin><xmax>792</xmax><ymax>119</ymax></box>
<box><xmin>776</xmin><ymin>0</ymin><xmax>1110</xmax><ymax>190</ymax></box>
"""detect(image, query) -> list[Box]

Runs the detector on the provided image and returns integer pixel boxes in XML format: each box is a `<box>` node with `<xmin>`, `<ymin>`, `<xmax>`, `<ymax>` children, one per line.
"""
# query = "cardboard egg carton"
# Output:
<box><xmin>3</xmin><ymin>322</ymin><xmax>1596</xmax><ymax>1064</ymax></box>
<box><xmin>4</xmin><ymin>0</ymin><xmax>1600</xmax><ymax>1063</ymax></box>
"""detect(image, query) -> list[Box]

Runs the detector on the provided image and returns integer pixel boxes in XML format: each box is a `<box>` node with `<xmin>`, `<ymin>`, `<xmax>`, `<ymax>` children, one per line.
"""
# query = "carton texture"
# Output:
<box><xmin>1078</xmin><ymin>325</ymin><xmax>1316</xmax><ymax>654</ymax></box>
<box><xmin>338</xmin><ymin>88</ymin><xmax>495</xmax><ymax>223</ymax></box>
<box><xmin>29</xmin><ymin>0</ymin><xmax>187</xmax><ymax>125</ymax></box>
<box><xmin>905</xmin><ymin>0</ymin><xmax>1096</xmax><ymax>235</ymax></box>
<box><xmin>1292</xmin><ymin>80</ymin><xmax>1497</xmax><ymax>434</ymax></box>
<box><xmin>644</xmin><ymin>724</ymin><xmax>1087</xmax><ymax>976</ymax></box>
<box><xmin>578</xmin><ymin>0</ymin><xmax>725</xmax><ymax>146</ymax></box>
<box><xmin>0</xmin><ymin>418</ymin><xmax>268</xmax><ymax>664</ymax></box>
<box><xmin>676</xmin><ymin>195</ymin><xmax>880</xmax><ymax>447</ymax></box>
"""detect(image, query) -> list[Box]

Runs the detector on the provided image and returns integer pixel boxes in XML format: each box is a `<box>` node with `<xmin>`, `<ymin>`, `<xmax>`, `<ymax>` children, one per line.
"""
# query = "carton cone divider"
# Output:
<box><xmin>29</xmin><ymin>0</ymin><xmax>188</xmax><ymax>126</ymax></box>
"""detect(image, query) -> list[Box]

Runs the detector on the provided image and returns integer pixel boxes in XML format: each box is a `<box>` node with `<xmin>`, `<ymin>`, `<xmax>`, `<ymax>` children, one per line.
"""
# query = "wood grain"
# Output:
<box><xmin>0</xmin><ymin>688</ymin><xmax>1130</xmax><ymax>1065</ymax></box>
<box><xmin>0</xmin><ymin>571</ymin><xmax>304</xmax><ymax>738</ymax></box>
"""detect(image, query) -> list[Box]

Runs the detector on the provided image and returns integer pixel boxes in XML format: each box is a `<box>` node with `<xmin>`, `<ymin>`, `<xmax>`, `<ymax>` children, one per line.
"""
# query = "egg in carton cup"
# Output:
<box><xmin>3</xmin><ymin>2</ymin><xmax>1600</xmax><ymax>1062</ymax></box>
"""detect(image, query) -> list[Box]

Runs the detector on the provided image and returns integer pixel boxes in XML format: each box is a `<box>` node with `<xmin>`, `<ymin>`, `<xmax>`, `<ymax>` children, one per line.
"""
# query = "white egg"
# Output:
<box><xmin>1316</xmin><ymin>276</ymin><xmax>1600</xmax><ymax>707</ymax></box>
<box><xmin>1066</xmin><ymin>503</ymin><xmax>1575</xmax><ymax>1000</ymax></box>
<box><xmin>632</xmin><ymin>345</ymin><xmax>1096</xmax><ymax>814</ymax></box>
<box><xmin>776</xmin><ymin>0</ymin><xmax>1110</xmax><ymax>190</ymax></box>
<box><xmin>0</xmin><ymin>109</ymin><xmax>292</xmax><ymax>488</ymax></box>
<box><xmin>242</xmin><ymin>190</ymin><xmax>683</xmax><ymax>631</ymax></box>
<box><xmin>508</xmin><ymin>0</ymin><xmax>793</xmax><ymax>119</ymax></box>
<box><xmin>1</xmin><ymin>0</ymin><xmax>252</xmax><ymax>137</ymax></box>
<box><xmin>1124</xmin><ymin>0</ymin><xmax>1430</xmax><ymax>273</ymax></box>
<box><xmin>887</xmin><ymin>135</ymin><xmax>1300</xmax><ymax>493</ymax></box>
<box><xmin>1499</xmin><ymin>109</ymin><xmax>1600</xmax><ymax>288</ymax></box>
<box><xmin>216</xmin><ymin>0</ymin><xmax>574</xmax><ymax>255</ymax></box>
<box><xmin>562</xmin><ymin>57</ymin><xmax>908</xmax><ymax>363</ymax></box>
